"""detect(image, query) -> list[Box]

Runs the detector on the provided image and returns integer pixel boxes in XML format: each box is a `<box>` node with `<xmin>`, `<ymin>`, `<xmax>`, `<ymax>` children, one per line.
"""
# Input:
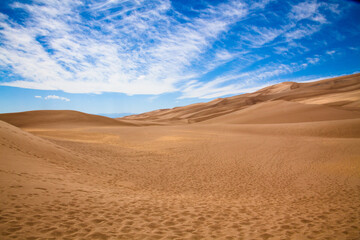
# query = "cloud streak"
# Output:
<box><xmin>35</xmin><ymin>95</ymin><xmax>70</xmax><ymax>101</ymax></box>
<box><xmin>45</xmin><ymin>95</ymin><xmax>70</xmax><ymax>102</ymax></box>
<box><xmin>0</xmin><ymin>0</ymin><xmax>353</xmax><ymax>99</ymax></box>
<box><xmin>0</xmin><ymin>0</ymin><xmax>247</xmax><ymax>95</ymax></box>
<box><xmin>179</xmin><ymin>56</ymin><xmax>322</xmax><ymax>99</ymax></box>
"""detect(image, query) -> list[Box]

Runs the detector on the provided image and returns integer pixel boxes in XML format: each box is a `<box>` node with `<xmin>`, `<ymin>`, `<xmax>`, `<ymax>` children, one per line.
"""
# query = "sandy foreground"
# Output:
<box><xmin>1</xmin><ymin>75</ymin><xmax>360</xmax><ymax>239</ymax></box>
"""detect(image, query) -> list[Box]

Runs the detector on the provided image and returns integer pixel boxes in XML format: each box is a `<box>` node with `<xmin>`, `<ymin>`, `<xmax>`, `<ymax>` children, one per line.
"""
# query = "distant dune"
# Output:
<box><xmin>122</xmin><ymin>73</ymin><xmax>360</xmax><ymax>124</ymax></box>
<box><xmin>0</xmin><ymin>110</ymin><xmax>135</xmax><ymax>128</ymax></box>
<box><xmin>205</xmin><ymin>100</ymin><xmax>360</xmax><ymax>124</ymax></box>
<box><xmin>1</xmin><ymin>74</ymin><xmax>360</xmax><ymax>239</ymax></box>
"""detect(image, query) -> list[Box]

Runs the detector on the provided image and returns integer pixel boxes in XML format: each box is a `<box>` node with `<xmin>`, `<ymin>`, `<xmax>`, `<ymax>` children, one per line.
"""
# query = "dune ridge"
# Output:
<box><xmin>0</xmin><ymin>110</ymin><xmax>134</xmax><ymax>129</ymax></box>
<box><xmin>122</xmin><ymin>73</ymin><xmax>360</xmax><ymax>124</ymax></box>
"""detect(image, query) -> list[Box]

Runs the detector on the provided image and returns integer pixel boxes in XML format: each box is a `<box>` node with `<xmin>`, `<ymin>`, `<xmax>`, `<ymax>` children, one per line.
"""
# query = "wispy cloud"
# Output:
<box><xmin>238</xmin><ymin>1</ymin><xmax>334</xmax><ymax>51</ymax></box>
<box><xmin>0</xmin><ymin>0</ymin><xmax>248</xmax><ymax>95</ymax></box>
<box><xmin>44</xmin><ymin>95</ymin><xmax>70</xmax><ymax>102</ymax></box>
<box><xmin>289</xmin><ymin>1</ymin><xmax>321</xmax><ymax>22</ymax></box>
<box><xmin>326</xmin><ymin>50</ymin><xmax>336</xmax><ymax>55</ymax></box>
<box><xmin>180</xmin><ymin>56</ymin><xmax>322</xmax><ymax>99</ymax></box>
<box><xmin>34</xmin><ymin>95</ymin><xmax>70</xmax><ymax>101</ymax></box>
<box><xmin>0</xmin><ymin>0</ymin><xmax>353</xmax><ymax>100</ymax></box>
<box><xmin>284</xmin><ymin>24</ymin><xmax>321</xmax><ymax>41</ymax></box>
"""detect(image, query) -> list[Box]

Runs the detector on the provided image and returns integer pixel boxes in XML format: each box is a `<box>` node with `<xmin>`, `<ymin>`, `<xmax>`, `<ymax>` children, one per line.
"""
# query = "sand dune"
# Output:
<box><xmin>0</xmin><ymin>110</ymin><xmax>134</xmax><ymax>129</ymax></box>
<box><xmin>204</xmin><ymin>100</ymin><xmax>360</xmax><ymax>124</ymax></box>
<box><xmin>122</xmin><ymin>73</ymin><xmax>360</xmax><ymax>124</ymax></box>
<box><xmin>1</xmin><ymin>74</ymin><xmax>360</xmax><ymax>239</ymax></box>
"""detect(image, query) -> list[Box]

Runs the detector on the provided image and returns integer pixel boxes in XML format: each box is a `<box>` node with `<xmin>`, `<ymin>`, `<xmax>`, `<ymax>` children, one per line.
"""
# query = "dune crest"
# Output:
<box><xmin>0</xmin><ymin>110</ymin><xmax>134</xmax><ymax>129</ymax></box>
<box><xmin>122</xmin><ymin>73</ymin><xmax>360</xmax><ymax>124</ymax></box>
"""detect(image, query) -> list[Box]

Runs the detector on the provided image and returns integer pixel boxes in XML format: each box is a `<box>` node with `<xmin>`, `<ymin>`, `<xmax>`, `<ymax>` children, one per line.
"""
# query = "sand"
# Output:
<box><xmin>0</xmin><ymin>110</ymin><xmax>135</xmax><ymax>129</ymax></box>
<box><xmin>122</xmin><ymin>73</ymin><xmax>360</xmax><ymax>124</ymax></box>
<box><xmin>1</xmin><ymin>74</ymin><xmax>360</xmax><ymax>239</ymax></box>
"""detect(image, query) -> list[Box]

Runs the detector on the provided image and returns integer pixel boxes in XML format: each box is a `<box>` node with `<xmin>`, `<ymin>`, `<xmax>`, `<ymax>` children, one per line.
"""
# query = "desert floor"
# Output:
<box><xmin>1</xmin><ymin>117</ymin><xmax>360</xmax><ymax>240</ymax></box>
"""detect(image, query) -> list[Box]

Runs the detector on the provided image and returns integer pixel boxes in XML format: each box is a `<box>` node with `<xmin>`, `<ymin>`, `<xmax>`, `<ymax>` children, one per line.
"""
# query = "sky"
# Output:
<box><xmin>0</xmin><ymin>0</ymin><xmax>359</xmax><ymax>115</ymax></box>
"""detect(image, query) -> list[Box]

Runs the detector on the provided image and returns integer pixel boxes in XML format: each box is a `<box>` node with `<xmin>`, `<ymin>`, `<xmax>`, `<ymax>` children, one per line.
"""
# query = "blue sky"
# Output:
<box><xmin>0</xmin><ymin>0</ymin><xmax>359</xmax><ymax>115</ymax></box>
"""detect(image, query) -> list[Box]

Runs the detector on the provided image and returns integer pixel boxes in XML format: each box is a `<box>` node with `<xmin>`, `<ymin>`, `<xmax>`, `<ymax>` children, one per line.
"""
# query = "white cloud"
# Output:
<box><xmin>284</xmin><ymin>25</ymin><xmax>320</xmax><ymax>41</ymax></box>
<box><xmin>0</xmin><ymin>0</ymin><xmax>348</xmax><ymax>100</ymax></box>
<box><xmin>250</xmin><ymin>0</ymin><xmax>274</xmax><ymax>9</ymax></box>
<box><xmin>326</xmin><ymin>50</ymin><xmax>336</xmax><ymax>55</ymax></box>
<box><xmin>179</xmin><ymin>56</ymin><xmax>322</xmax><ymax>99</ymax></box>
<box><xmin>34</xmin><ymin>94</ymin><xmax>70</xmax><ymax>101</ymax></box>
<box><xmin>240</xmin><ymin>1</ymin><xmax>331</xmax><ymax>49</ymax></box>
<box><xmin>324</xmin><ymin>3</ymin><xmax>341</xmax><ymax>15</ymax></box>
<box><xmin>214</xmin><ymin>49</ymin><xmax>234</xmax><ymax>61</ymax></box>
<box><xmin>349</xmin><ymin>47</ymin><xmax>359</xmax><ymax>51</ymax></box>
<box><xmin>242</xmin><ymin>25</ymin><xmax>289</xmax><ymax>48</ymax></box>
<box><xmin>44</xmin><ymin>95</ymin><xmax>70</xmax><ymax>102</ymax></box>
<box><xmin>0</xmin><ymin>0</ymin><xmax>248</xmax><ymax>95</ymax></box>
<box><xmin>288</xmin><ymin>1</ymin><xmax>326</xmax><ymax>23</ymax></box>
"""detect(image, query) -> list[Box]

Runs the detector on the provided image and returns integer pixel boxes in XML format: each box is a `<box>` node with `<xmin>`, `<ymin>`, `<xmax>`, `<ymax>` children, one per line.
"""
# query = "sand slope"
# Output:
<box><xmin>204</xmin><ymin>100</ymin><xmax>360</xmax><ymax>124</ymax></box>
<box><xmin>0</xmin><ymin>110</ymin><xmax>134</xmax><ymax>129</ymax></box>
<box><xmin>1</xmin><ymin>120</ymin><xmax>359</xmax><ymax>239</ymax></box>
<box><xmin>122</xmin><ymin>73</ymin><xmax>360</xmax><ymax>124</ymax></box>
